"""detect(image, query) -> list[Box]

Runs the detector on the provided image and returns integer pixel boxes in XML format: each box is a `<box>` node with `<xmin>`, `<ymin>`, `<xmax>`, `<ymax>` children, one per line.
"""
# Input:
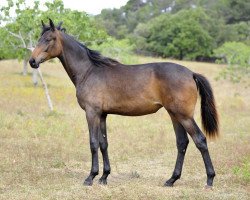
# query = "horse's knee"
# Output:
<box><xmin>100</xmin><ymin>141</ymin><xmax>108</xmax><ymax>152</ymax></box>
<box><xmin>90</xmin><ymin>141</ymin><xmax>99</xmax><ymax>153</ymax></box>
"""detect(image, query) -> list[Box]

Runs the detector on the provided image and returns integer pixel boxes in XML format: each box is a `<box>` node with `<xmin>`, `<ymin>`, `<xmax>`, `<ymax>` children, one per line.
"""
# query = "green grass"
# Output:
<box><xmin>233</xmin><ymin>157</ymin><xmax>250</xmax><ymax>183</ymax></box>
<box><xmin>0</xmin><ymin>58</ymin><xmax>250</xmax><ymax>199</ymax></box>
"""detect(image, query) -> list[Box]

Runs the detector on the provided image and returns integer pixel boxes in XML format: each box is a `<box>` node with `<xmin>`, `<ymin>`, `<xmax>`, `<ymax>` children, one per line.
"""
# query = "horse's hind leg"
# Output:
<box><xmin>180</xmin><ymin>118</ymin><xmax>215</xmax><ymax>187</ymax></box>
<box><xmin>165</xmin><ymin>115</ymin><xmax>189</xmax><ymax>186</ymax></box>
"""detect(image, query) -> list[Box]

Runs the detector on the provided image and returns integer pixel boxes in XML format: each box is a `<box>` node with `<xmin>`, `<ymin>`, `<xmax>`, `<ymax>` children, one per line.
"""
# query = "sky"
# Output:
<box><xmin>0</xmin><ymin>0</ymin><xmax>129</xmax><ymax>15</ymax></box>
<box><xmin>63</xmin><ymin>0</ymin><xmax>129</xmax><ymax>15</ymax></box>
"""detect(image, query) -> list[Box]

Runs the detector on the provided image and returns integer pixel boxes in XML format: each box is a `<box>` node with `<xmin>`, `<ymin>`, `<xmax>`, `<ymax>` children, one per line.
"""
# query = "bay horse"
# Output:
<box><xmin>29</xmin><ymin>19</ymin><xmax>219</xmax><ymax>188</ymax></box>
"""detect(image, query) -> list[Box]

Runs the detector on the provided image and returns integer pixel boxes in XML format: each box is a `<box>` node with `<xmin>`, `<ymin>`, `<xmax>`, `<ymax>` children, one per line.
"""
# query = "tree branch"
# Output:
<box><xmin>37</xmin><ymin>68</ymin><xmax>54</xmax><ymax>111</ymax></box>
<box><xmin>5</xmin><ymin>28</ymin><xmax>27</xmax><ymax>48</ymax></box>
<box><xmin>18</xmin><ymin>31</ymin><xmax>27</xmax><ymax>48</ymax></box>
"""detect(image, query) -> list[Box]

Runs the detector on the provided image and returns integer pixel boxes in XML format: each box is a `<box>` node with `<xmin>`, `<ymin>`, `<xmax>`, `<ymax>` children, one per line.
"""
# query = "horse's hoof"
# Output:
<box><xmin>204</xmin><ymin>185</ymin><xmax>213</xmax><ymax>190</ymax></box>
<box><xmin>164</xmin><ymin>181</ymin><xmax>174</xmax><ymax>187</ymax></box>
<box><xmin>99</xmin><ymin>178</ymin><xmax>107</xmax><ymax>185</ymax></box>
<box><xmin>83</xmin><ymin>179</ymin><xmax>93</xmax><ymax>186</ymax></box>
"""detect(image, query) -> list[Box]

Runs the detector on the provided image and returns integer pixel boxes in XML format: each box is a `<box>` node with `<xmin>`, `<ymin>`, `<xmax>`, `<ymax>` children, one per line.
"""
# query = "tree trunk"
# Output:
<box><xmin>32</xmin><ymin>69</ymin><xmax>38</xmax><ymax>86</ymax></box>
<box><xmin>179</xmin><ymin>50</ymin><xmax>183</xmax><ymax>60</ymax></box>
<box><xmin>22</xmin><ymin>59</ymin><xmax>28</xmax><ymax>76</ymax></box>
<box><xmin>37</xmin><ymin>68</ymin><xmax>53</xmax><ymax>111</ymax></box>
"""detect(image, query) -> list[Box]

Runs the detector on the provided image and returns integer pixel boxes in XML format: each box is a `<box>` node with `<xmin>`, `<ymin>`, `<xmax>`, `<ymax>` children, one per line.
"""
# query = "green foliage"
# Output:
<box><xmin>214</xmin><ymin>42</ymin><xmax>250</xmax><ymax>82</ymax></box>
<box><xmin>134</xmin><ymin>8</ymin><xmax>213</xmax><ymax>60</ymax></box>
<box><xmin>216</xmin><ymin>0</ymin><xmax>250</xmax><ymax>24</ymax></box>
<box><xmin>0</xmin><ymin>0</ymin><xmax>108</xmax><ymax>60</ymax></box>
<box><xmin>41</xmin><ymin>1</ymin><xmax>107</xmax><ymax>43</ymax></box>
<box><xmin>97</xmin><ymin>0</ymin><xmax>177</xmax><ymax>39</ymax></box>
<box><xmin>96</xmin><ymin>8</ymin><xmax>127</xmax><ymax>39</ymax></box>
<box><xmin>223</xmin><ymin>22</ymin><xmax>250</xmax><ymax>45</ymax></box>
<box><xmin>91</xmin><ymin>38</ymin><xmax>137</xmax><ymax>64</ymax></box>
<box><xmin>215</xmin><ymin>42</ymin><xmax>250</xmax><ymax>67</ymax></box>
<box><xmin>233</xmin><ymin>157</ymin><xmax>250</xmax><ymax>183</ymax></box>
<box><xmin>97</xmin><ymin>0</ymin><xmax>250</xmax><ymax>61</ymax></box>
<box><xmin>0</xmin><ymin>28</ymin><xmax>13</xmax><ymax>59</ymax></box>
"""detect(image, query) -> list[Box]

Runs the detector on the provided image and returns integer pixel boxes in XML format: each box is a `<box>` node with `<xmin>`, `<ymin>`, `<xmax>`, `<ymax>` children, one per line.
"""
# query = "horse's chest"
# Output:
<box><xmin>76</xmin><ymin>87</ymin><xmax>103</xmax><ymax>110</ymax></box>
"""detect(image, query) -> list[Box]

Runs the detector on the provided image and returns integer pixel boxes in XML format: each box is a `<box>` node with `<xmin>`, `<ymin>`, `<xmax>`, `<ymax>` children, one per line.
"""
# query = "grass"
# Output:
<box><xmin>233</xmin><ymin>157</ymin><xmax>250</xmax><ymax>183</ymax></box>
<box><xmin>0</xmin><ymin>58</ymin><xmax>250</xmax><ymax>199</ymax></box>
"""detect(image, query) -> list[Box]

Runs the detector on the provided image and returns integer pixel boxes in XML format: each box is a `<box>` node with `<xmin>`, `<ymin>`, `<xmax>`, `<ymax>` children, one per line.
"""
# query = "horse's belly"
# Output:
<box><xmin>104</xmin><ymin>101</ymin><xmax>163</xmax><ymax>116</ymax></box>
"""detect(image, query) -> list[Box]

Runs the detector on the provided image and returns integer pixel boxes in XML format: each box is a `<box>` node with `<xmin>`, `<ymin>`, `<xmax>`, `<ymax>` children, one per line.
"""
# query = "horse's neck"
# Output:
<box><xmin>58</xmin><ymin>34</ymin><xmax>93</xmax><ymax>86</ymax></box>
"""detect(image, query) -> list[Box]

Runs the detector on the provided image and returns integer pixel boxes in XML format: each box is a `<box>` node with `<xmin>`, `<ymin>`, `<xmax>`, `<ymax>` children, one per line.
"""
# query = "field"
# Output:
<box><xmin>0</xmin><ymin>58</ymin><xmax>249</xmax><ymax>199</ymax></box>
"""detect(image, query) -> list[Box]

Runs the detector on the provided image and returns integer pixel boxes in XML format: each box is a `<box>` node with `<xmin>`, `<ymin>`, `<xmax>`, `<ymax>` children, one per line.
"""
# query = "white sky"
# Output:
<box><xmin>0</xmin><ymin>0</ymin><xmax>129</xmax><ymax>15</ymax></box>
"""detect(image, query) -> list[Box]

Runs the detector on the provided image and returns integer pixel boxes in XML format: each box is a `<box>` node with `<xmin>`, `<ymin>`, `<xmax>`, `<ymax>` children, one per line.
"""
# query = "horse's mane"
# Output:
<box><xmin>77</xmin><ymin>42</ymin><xmax>120</xmax><ymax>68</ymax></box>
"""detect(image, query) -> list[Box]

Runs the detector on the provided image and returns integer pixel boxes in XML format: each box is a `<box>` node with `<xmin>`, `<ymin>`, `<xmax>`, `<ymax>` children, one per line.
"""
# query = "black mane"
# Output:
<box><xmin>77</xmin><ymin>42</ymin><xmax>120</xmax><ymax>67</ymax></box>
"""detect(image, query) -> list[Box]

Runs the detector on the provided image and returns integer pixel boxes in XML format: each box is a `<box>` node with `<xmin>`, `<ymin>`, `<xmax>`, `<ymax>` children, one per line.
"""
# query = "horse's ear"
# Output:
<box><xmin>49</xmin><ymin>18</ymin><xmax>55</xmax><ymax>31</ymax></box>
<box><xmin>41</xmin><ymin>20</ymin><xmax>46</xmax><ymax>29</ymax></box>
<box><xmin>57</xmin><ymin>21</ymin><xmax>63</xmax><ymax>30</ymax></box>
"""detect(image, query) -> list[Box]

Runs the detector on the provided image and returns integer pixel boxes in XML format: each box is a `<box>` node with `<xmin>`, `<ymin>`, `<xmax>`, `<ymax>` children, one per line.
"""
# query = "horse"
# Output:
<box><xmin>29</xmin><ymin>19</ymin><xmax>219</xmax><ymax>188</ymax></box>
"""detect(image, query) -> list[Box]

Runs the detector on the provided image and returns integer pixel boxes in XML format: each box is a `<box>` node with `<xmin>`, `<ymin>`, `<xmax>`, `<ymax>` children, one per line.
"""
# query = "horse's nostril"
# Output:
<box><xmin>29</xmin><ymin>58</ymin><xmax>39</xmax><ymax>68</ymax></box>
<box><xmin>29</xmin><ymin>58</ymin><xmax>35</xmax><ymax>66</ymax></box>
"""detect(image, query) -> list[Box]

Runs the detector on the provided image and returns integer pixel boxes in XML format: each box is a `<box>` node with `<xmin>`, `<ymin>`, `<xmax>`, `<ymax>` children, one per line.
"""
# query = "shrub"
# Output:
<box><xmin>132</xmin><ymin>8</ymin><xmax>214</xmax><ymax>60</ymax></box>
<box><xmin>214</xmin><ymin>42</ymin><xmax>250</xmax><ymax>82</ymax></box>
<box><xmin>91</xmin><ymin>38</ymin><xmax>137</xmax><ymax>64</ymax></box>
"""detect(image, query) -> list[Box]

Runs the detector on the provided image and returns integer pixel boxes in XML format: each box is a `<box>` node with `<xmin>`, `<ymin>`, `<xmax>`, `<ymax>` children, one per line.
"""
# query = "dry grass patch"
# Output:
<box><xmin>0</xmin><ymin>58</ymin><xmax>249</xmax><ymax>199</ymax></box>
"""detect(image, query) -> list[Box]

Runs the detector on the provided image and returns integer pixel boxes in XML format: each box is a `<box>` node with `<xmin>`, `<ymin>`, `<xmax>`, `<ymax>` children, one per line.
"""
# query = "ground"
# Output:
<box><xmin>0</xmin><ymin>58</ymin><xmax>249</xmax><ymax>199</ymax></box>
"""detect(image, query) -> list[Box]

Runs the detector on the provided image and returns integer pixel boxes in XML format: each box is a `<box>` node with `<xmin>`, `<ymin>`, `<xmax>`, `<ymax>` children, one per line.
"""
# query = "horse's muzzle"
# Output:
<box><xmin>29</xmin><ymin>58</ymin><xmax>39</xmax><ymax>68</ymax></box>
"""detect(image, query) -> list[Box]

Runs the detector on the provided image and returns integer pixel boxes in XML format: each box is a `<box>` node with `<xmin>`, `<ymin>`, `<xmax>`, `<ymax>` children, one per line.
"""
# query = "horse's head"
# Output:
<box><xmin>29</xmin><ymin>19</ymin><xmax>65</xmax><ymax>68</ymax></box>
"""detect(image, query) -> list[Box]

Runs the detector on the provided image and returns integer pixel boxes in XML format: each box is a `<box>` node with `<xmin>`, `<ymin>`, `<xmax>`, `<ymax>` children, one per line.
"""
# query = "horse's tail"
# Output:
<box><xmin>193</xmin><ymin>73</ymin><xmax>219</xmax><ymax>138</ymax></box>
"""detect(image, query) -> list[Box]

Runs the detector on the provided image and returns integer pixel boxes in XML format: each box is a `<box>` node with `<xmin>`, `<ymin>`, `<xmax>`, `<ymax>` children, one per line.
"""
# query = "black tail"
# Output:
<box><xmin>193</xmin><ymin>73</ymin><xmax>219</xmax><ymax>138</ymax></box>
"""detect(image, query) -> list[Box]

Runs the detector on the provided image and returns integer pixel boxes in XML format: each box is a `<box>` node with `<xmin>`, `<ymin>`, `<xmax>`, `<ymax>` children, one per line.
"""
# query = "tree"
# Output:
<box><xmin>215</xmin><ymin>0</ymin><xmax>250</xmax><ymax>24</ymax></box>
<box><xmin>97</xmin><ymin>0</ymin><xmax>177</xmax><ymax>39</ymax></box>
<box><xmin>133</xmin><ymin>8</ymin><xmax>213</xmax><ymax>59</ymax></box>
<box><xmin>0</xmin><ymin>0</ymin><xmax>42</xmax><ymax>75</ymax></box>
<box><xmin>0</xmin><ymin>0</ymin><xmax>108</xmax><ymax>62</ymax></box>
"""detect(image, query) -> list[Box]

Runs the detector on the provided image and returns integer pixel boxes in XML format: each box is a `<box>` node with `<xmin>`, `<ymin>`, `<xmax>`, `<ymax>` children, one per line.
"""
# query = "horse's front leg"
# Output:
<box><xmin>83</xmin><ymin>108</ymin><xmax>101</xmax><ymax>186</ymax></box>
<box><xmin>99</xmin><ymin>114</ymin><xmax>111</xmax><ymax>185</ymax></box>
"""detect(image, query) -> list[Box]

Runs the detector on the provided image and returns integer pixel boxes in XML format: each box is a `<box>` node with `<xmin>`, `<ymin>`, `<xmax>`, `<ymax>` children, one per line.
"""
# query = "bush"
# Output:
<box><xmin>214</xmin><ymin>42</ymin><xmax>250</xmax><ymax>82</ymax></box>
<box><xmin>132</xmin><ymin>8</ymin><xmax>214</xmax><ymax>60</ymax></box>
<box><xmin>91</xmin><ymin>38</ymin><xmax>137</xmax><ymax>64</ymax></box>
